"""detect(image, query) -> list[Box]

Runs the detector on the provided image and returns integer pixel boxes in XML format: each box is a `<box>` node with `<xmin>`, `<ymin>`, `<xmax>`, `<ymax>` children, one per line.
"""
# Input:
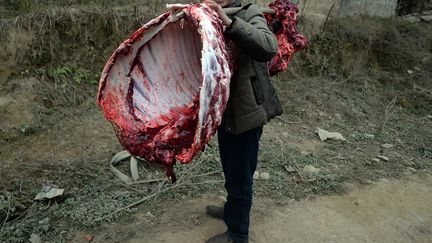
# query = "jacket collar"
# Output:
<box><xmin>224</xmin><ymin>0</ymin><xmax>241</xmax><ymax>8</ymax></box>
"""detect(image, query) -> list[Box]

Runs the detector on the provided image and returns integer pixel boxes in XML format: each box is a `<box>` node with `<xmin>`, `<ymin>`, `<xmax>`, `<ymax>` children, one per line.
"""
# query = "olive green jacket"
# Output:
<box><xmin>224</xmin><ymin>4</ymin><xmax>283</xmax><ymax>134</ymax></box>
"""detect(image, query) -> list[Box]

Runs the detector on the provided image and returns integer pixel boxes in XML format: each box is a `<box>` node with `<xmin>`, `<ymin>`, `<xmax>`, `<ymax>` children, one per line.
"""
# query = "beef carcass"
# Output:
<box><xmin>97</xmin><ymin>1</ymin><xmax>307</xmax><ymax>182</ymax></box>
<box><xmin>98</xmin><ymin>4</ymin><xmax>231</xmax><ymax>182</ymax></box>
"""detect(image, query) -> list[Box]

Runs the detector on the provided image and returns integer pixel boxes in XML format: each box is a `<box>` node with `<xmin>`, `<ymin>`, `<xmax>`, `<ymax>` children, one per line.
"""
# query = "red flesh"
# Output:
<box><xmin>265</xmin><ymin>0</ymin><xmax>309</xmax><ymax>76</ymax></box>
<box><xmin>97</xmin><ymin>1</ymin><xmax>307</xmax><ymax>182</ymax></box>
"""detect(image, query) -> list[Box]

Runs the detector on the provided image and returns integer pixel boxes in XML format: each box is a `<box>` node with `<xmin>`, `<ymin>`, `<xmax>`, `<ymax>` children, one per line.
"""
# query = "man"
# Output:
<box><xmin>203</xmin><ymin>0</ymin><xmax>282</xmax><ymax>242</ymax></box>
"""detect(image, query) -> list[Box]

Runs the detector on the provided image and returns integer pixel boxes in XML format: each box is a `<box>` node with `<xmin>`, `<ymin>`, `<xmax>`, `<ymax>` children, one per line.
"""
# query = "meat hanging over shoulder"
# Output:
<box><xmin>265</xmin><ymin>0</ymin><xmax>308</xmax><ymax>76</ymax></box>
<box><xmin>97</xmin><ymin>1</ymin><xmax>307</xmax><ymax>182</ymax></box>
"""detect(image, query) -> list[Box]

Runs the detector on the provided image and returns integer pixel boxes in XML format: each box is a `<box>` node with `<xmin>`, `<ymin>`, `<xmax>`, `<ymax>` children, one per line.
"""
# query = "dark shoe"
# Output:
<box><xmin>206</xmin><ymin>205</ymin><xmax>224</xmax><ymax>220</ymax></box>
<box><xmin>206</xmin><ymin>232</ymin><xmax>232</xmax><ymax>243</ymax></box>
<box><xmin>206</xmin><ymin>232</ymin><xmax>248</xmax><ymax>243</ymax></box>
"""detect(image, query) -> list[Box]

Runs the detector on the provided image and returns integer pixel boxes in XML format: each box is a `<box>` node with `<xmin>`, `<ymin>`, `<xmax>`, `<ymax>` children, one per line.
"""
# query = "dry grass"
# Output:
<box><xmin>0</xmin><ymin>2</ymin><xmax>431</xmax><ymax>242</ymax></box>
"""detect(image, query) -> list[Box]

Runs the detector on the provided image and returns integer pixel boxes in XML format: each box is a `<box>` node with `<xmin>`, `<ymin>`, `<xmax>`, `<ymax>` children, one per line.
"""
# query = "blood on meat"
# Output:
<box><xmin>97</xmin><ymin>1</ymin><xmax>307</xmax><ymax>182</ymax></box>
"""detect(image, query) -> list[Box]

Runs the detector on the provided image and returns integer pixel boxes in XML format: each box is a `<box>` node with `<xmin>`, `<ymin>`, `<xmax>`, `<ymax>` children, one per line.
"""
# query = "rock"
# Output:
<box><xmin>218</xmin><ymin>196</ymin><xmax>227</xmax><ymax>202</ymax></box>
<box><xmin>253</xmin><ymin>171</ymin><xmax>260</xmax><ymax>180</ymax></box>
<box><xmin>364</xmin><ymin>133</ymin><xmax>375</xmax><ymax>139</ymax></box>
<box><xmin>145</xmin><ymin>211</ymin><xmax>155</xmax><ymax>218</ymax></box>
<box><xmin>29</xmin><ymin>234</ymin><xmax>42</xmax><ymax>243</ymax></box>
<box><xmin>335</xmin><ymin>113</ymin><xmax>342</xmax><ymax>120</ymax></box>
<box><xmin>427</xmin><ymin>115</ymin><xmax>432</xmax><ymax>119</ymax></box>
<box><xmin>302</xmin><ymin>165</ymin><xmax>320</xmax><ymax>177</ymax></box>
<box><xmin>378</xmin><ymin>178</ymin><xmax>389</xmax><ymax>184</ymax></box>
<box><xmin>300</xmin><ymin>150</ymin><xmax>310</xmax><ymax>156</ymax></box>
<box><xmin>407</xmin><ymin>69</ymin><xmax>414</xmax><ymax>74</ymax></box>
<box><xmin>282</xmin><ymin>132</ymin><xmax>289</xmax><ymax>138</ymax></box>
<box><xmin>403</xmin><ymin>16</ymin><xmax>421</xmax><ymax>23</ymax></box>
<box><xmin>381</xmin><ymin>143</ymin><xmax>394</xmax><ymax>149</ymax></box>
<box><xmin>337</xmin><ymin>182</ymin><xmax>355</xmax><ymax>193</ymax></box>
<box><xmin>391</xmin><ymin>151</ymin><xmax>401</xmax><ymax>158</ymax></box>
<box><xmin>367</xmin><ymin>158</ymin><xmax>380</xmax><ymax>165</ymax></box>
<box><xmin>377</xmin><ymin>155</ymin><xmax>389</xmax><ymax>162</ymax></box>
<box><xmin>419</xmin><ymin>14</ymin><xmax>432</xmax><ymax>22</ymax></box>
<box><xmin>259</xmin><ymin>172</ymin><xmax>270</xmax><ymax>180</ymax></box>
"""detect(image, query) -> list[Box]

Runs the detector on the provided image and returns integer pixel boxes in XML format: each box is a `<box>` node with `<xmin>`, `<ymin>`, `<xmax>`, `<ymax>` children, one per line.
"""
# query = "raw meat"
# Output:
<box><xmin>97</xmin><ymin>0</ymin><xmax>308</xmax><ymax>182</ymax></box>
<box><xmin>97</xmin><ymin>4</ymin><xmax>232</xmax><ymax>182</ymax></box>
<box><xmin>265</xmin><ymin>0</ymin><xmax>309</xmax><ymax>76</ymax></box>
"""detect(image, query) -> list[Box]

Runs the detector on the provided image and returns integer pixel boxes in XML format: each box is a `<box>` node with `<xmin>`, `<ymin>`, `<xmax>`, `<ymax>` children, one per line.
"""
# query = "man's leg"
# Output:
<box><xmin>217</xmin><ymin>122</ymin><xmax>263</xmax><ymax>242</ymax></box>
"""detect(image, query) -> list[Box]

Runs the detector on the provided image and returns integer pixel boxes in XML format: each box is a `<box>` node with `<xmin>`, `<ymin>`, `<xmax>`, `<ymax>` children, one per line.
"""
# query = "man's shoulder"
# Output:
<box><xmin>238</xmin><ymin>3</ymin><xmax>263</xmax><ymax>21</ymax></box>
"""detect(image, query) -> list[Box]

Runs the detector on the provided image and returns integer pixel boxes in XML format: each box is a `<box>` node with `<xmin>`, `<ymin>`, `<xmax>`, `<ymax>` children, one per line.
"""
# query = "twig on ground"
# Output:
<box><xmin>289</xmin><ymin>163</ymin><xmax>304</xmax><ymax>181</ymax></box>
<box><xmin>131</xmin><ymin>178</ymin><xmax>165</xmax><ymax>185</ymax></box>
<box><xmin>193</xmin><ymin>171</ymin><xmax>221</xmax><ymax>178</ymax></box>
<box><xmin>379</xmin><ymin>96</ymin><xmax>397</xmax><ymax>134</ymax></box>
<box><xmin>191</xmin><ymin>180</ymin><xmax>225</xmax><ymax>185</ymax></box>
<box><xmin>1</xmin><ymin>195</ymin><xmax>11</xmax><ymax>231</ymax></box>
<box><xmin>321</xmin><ymin>1</ymin><xmax>336</xmax><ymax>33</ymax></box>
<box><xmin>94</xmin><ymin>159</ymin><xmax>207</xmax><ymax>222</ymax></box>
<box><xmin>166</xmin><ymin>213</ymin><xmax>193</xmax><ymax>230</ymax></box>
<box><xmin>94</xmin><ymin>182</ymin><xmax>179</xmax><ymax>222</ymax></box>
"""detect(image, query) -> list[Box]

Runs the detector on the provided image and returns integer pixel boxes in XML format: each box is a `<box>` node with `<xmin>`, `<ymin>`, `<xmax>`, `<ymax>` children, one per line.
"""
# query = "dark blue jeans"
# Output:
<box><xmin>218</xmin><ymin>121</ymin><xmax>263</xmax><ymax>242</ymax></box>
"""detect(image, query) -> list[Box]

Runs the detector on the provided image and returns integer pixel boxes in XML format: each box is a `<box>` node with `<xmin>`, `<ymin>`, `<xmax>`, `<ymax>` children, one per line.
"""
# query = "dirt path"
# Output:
<box><xmin>82</xmin><ymin>175</ymin><xmax>432</xmax><ymax>243</ymax></box>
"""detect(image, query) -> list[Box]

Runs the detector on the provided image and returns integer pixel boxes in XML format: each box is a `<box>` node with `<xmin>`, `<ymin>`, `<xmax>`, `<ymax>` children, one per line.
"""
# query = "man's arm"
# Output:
<box><xmin>225</xmin><ymin>4</ymin><xmax>278</xmax><ymax>62</ymax></box>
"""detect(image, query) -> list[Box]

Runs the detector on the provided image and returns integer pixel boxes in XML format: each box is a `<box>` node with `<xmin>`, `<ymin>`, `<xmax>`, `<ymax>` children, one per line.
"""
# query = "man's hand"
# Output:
<box><xmin>202</xmin><ymin>0</ymin><xmax>233</xmax><ymax>26</ymax></box>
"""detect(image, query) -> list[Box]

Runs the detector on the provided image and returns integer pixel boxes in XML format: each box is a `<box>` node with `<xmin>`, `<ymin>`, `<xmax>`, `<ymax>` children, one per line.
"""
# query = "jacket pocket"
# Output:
<box><xmin>251</xmin><ymin>76</ymin><xmax>264</xmax><ymax>105</ymax></box>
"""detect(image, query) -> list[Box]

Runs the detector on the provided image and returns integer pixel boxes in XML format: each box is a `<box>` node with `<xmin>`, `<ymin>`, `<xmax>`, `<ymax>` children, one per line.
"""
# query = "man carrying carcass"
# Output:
<box><xmin>203</xmin><ymin>0</ymin><xmax>281</xmax><ymax>242</ymax></box>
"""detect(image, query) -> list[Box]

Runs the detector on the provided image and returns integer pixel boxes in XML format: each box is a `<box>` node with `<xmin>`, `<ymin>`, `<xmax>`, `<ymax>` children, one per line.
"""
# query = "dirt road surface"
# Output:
<box><xmin>80</xmin><ymin>175</ymin><xmax>432</xmax><ymax>243</ymax></box>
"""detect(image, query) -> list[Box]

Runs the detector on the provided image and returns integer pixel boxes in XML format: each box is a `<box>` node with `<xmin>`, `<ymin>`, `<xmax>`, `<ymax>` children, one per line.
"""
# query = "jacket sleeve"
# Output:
<box><xmin>225</xmin><ymin>4</ymin><xmax>278</xmax><ymax>62</ymax></box>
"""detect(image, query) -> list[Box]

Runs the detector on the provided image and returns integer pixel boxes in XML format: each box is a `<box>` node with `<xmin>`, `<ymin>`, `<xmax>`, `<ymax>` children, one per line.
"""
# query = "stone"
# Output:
<box><xmin>301</xmin><ymin>150</ymin><xmax>310</xmax><ymax>156</ymax></box>
<box><xmin>381</xmin><ymin>143</ymin><xmax>394</xmax><ymax>149</ymax></box>
<box><xmin>337</xmin><ymin>182</ymin><xmax>356</xmax><ymax>193</ymax></box>
<box><xmin>259</xmin><ymin>172</ymin><xmax>270</xmax><ymax>180</ymax></box>
<box><xmin>403</xmin><ymin>16</ymin><xmax>421</xmax><ymax>23</ymax></box>
<box><xmin>364</xmin><ymin>133</ymin><xmax>375</xmax><ymax>139</ymax></box>
<box><xmin>302</xmin><ymin>165</ymin><xmax>320</xmax><ymax>177</ymax></box>
<box><xmin>377</xmin><ymin>155</ymin><xmax>390</xmax><ymax>162</ymax></box>
<box><xmin>419</xmin><ymin>15</ymin><xmax>432</xmax><ymax>22</ymax></box>
<box><xmin>253</xmin><ymin>171</ymin><xmax>260</xmax><ymax>180</ymax></box>
<box><xmin>371</xmin><ymin>158</ymin><xmax>380</xmax><ymax>163</ymax></box>
<box><xmin>282</xmin><ymin>132</ymin><xmax>289</xmax><ymax>138</ymax></box>
<box><xmin>407</xmin><ymin>167</ymin><xmax>417</xmax><ymax>173</ymax></box>
<box><xmin>29</xmin><ymin>234</ymin><xmax>42</xmax><ymax>243</ymax></box>
<box><xmin>145</xmin><ymin>211</ymin><xmax>155</xmax><ymax>218</ymax></box>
